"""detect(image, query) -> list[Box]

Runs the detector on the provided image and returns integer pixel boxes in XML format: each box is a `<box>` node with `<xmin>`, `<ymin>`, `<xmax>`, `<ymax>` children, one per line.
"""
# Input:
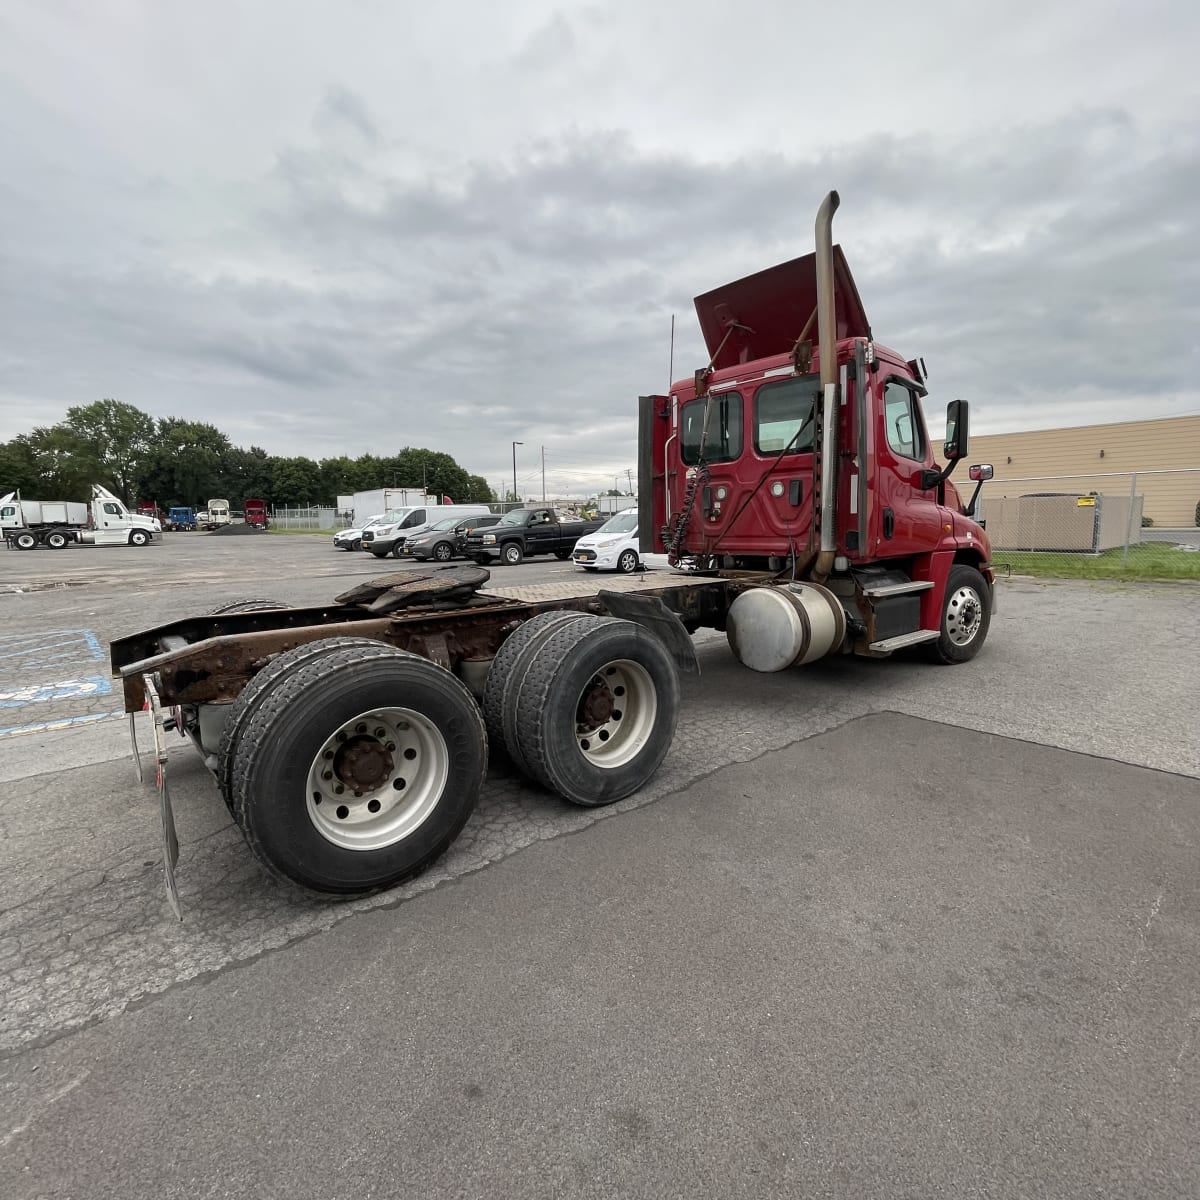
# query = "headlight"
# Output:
<box><xmin>482</xmin><ymin>534</ymin><xmax>496</xmax><ymax>544</ymax></box>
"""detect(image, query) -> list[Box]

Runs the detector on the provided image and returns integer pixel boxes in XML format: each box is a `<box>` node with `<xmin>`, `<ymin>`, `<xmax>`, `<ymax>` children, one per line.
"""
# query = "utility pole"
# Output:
<box><xmin>541</xmin><ymin>446</ymin><xmax>546</xmax><ymax>504</ymax></box>
<box><xmin>512</xmin><ymin>441</ymin><xmax>523</xmax><ymax>507</ymax></box>
<box><xmin>626</xmin><ymin>468</ymin><xmax>633</xmax><ymax>495</ymax></box>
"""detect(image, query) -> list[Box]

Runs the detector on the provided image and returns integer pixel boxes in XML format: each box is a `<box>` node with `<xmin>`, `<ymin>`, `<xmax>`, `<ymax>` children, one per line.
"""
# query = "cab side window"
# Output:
<box><xmin>103</xmin><ymin>503</ymin><xmax>122</xmax><ymax>516</ymax></box>
<box><xmin>883</xmin><ymin>382</ymin><xmax>927</xmax><ymax>462</ymax></box>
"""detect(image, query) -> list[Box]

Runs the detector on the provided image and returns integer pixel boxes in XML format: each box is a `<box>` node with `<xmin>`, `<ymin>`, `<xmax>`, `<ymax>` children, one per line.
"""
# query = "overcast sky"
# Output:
<box><xmin>1</xmin><ymin>0</ymin><xmax>1196</xmax><ymax>497</ymax></box>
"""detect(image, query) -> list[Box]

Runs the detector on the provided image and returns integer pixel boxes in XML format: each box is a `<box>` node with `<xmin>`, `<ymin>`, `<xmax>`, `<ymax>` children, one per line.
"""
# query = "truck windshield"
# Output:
<box><xmin>498</xmin><ymin>509</ymin><xmax>529</xmax><ymax>525</ymax></box>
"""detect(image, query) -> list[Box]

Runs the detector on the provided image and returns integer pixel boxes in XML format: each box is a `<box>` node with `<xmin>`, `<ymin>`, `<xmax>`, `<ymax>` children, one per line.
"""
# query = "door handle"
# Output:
<box><xmin>883</xmin><ymin>508</ymin><xmax>895</xmax><ymax>539</ymax></box>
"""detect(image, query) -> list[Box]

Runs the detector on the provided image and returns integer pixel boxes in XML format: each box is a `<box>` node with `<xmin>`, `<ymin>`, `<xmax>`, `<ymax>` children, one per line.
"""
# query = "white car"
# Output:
<box><xmin>333</xmin><ymin>514</ymin><xmax>388</xmax><ymax>551</ymax></box>
<box><xmin>572</xmin><ymin>510</ymin><xmax>641</xmax><ymax>573</ymax></box>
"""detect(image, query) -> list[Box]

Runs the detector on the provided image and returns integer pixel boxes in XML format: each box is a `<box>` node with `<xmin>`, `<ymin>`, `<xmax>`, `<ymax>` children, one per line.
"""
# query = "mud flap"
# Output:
<box><xmin>143</xmin><ymin>674</ymin><xmax>182</xmax><ymax>920</ymax></box>
<box><xmin>597</xmin><ymin>590</ymin><xmax>700</xmax><ymax>675</ymax></box>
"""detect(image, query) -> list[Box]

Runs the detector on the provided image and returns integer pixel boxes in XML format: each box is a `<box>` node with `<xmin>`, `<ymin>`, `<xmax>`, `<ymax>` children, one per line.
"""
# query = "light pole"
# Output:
<box><xmin>512</xmin><ymin>441</ymin><xmax>523</xmax><ymax>507</ymax></box>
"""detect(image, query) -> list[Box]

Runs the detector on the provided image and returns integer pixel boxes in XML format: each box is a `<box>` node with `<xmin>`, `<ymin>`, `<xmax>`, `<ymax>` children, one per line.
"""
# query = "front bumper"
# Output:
<box><xmin>574</xmin><ymin>546</ymin><xmax>621</xmax><ymax>569</ymax></box>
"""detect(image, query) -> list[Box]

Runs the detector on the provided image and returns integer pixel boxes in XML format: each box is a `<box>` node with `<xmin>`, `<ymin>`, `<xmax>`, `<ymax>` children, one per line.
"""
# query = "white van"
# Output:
<box><xmin>363</xmin><ymin>503</ymin><xmax>492</xmax><ymax>558</ymax></box>
<box><xmin>572</xmin><ymin>509</ymin><xmax>642</xmax><ymax>573</ymax></box>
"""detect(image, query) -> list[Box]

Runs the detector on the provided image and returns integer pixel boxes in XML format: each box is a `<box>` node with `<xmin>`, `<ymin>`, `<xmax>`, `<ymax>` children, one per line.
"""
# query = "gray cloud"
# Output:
<box><xmin>1</xmin><ymin>3</ymin><xmax>1196</xmax><ymax>497</ymax></box>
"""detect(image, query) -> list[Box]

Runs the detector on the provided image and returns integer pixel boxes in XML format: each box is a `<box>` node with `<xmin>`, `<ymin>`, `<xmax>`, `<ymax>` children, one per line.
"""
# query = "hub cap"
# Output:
<box><xmin>946</xmin><ymin>585</ymin><xmax>983</xmax><ymax>646</ymax></box>
<box><xmin>306</xmin><ymin>707</ymin><xmax>449</xmax><ymax>850</ymax></box>
<box><xmin>573</xmin><ymin>659</ymin><xmax>656</xmax><ymax>768</ymax></box>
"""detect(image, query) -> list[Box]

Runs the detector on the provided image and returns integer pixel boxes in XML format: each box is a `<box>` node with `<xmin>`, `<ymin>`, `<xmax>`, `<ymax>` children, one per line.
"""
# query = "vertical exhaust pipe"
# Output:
<box><xmin>811</xmin><ymin>190</ymin><xmax>840</xmax><ymax>582</ymax></box>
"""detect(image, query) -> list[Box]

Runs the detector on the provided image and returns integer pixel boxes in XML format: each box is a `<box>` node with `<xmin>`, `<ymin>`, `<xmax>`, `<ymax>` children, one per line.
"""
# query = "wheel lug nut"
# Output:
<box><xmin>323</xmin><ymin>749</ymin><xmax>334</xmax><ymax>760</ymax></box>
<box><xmin>322</xmin><ymin>770</ymin><xmax>333</xmax><ymax>781</ymax></box>
<box><xmin>355</xmin><ymin>723</ymin><xmax>367</xmax><ymax>734</ymax></box>
<box><xmin>354</xmin><ymin>790</ymin><xmax>362</xmax><ymax>798</ymax></box>
<box><xmin>374</xmin><ymin>727</ymin><xmax>386</xmax><ymax>738</ymax></box>
<box><xmin>386</xmin><ymin>742</ymin><xmax>396</xmax><ymax>752</ymax></box>
<box><xmin>334</xmin><ymin>785</ymin><xmax>345</xmax><ymax>795</ymax></box>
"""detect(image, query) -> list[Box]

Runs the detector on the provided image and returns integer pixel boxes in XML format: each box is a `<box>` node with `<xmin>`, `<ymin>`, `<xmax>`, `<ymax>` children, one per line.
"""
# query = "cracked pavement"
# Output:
<box><xmin>1</xmin><ymin>536</ymin><xmax>1198</xmax><ymax>1197</ymax></box>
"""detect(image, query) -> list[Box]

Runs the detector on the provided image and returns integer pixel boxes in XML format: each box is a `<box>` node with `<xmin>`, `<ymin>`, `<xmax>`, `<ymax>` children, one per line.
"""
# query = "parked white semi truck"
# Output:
<box><xmin>1</xmin><ymin>485</ymin><xmax>161</xmax><ymax>548</ymax></box>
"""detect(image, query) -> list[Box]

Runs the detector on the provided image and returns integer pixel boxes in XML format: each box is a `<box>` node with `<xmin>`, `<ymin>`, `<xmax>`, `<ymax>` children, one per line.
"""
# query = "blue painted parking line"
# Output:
<box><xmin>0</xmin><ymin>629</ymin><xmax>112</xmax><ymax>710</ymax></box>
<box><xmin>0</xmin><ymin>629</ymin><xmax>105</xmax><ymax>670</ymax></box>
<box><xmin>0</xmin><ymin>675</ymin><xmax>113</xmax><ymax>708</ymax></box>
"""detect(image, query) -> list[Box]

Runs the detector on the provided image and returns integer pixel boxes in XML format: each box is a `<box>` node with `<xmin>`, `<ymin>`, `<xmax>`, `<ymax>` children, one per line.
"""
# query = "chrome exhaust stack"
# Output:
<box><xmin>811</xmin><ymin>190</ymin><xmax>839</xmax><ymax>582</ymax></box>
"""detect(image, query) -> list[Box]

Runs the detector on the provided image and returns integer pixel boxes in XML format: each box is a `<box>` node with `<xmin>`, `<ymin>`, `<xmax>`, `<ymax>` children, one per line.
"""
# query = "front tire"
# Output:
<box><xmin>926</xmin><ymin>564</ymin><xmax>991</xmax><ymax>664</ymax></box>
<box><xmin>433</xmin><ymin>542</ymin><xmax>454</xmax><ymax>562</ymax></box>
<box><xmin>501</xmin><ymin>543</ymin><xmax>524</xmax><ymax>566</ymax></box>
<box><xmin>554</xmin><ymin>550</ymin><xmax>572</xmax><ymax>561</ymax></box>
<box><xmin>617</xmin><ymin>549</ymin><xmax>639</xmax><ymax>574</ymax></box>
<box><xmin>129</xmin><ymin>529</ymin><xmax>150</xmax><ymax>546</ymax></box>
<box><xmin>231</xmin><ymin>648</ymin><xmax>487</xmax><ymax>893</ymax></box>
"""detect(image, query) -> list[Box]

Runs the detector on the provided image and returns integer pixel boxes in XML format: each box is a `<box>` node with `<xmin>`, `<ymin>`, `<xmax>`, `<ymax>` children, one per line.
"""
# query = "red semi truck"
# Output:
<box><xmin>110</xmin><ymin>192</ymin><xmax>995</xmax><ymax>914</ymax></box>
<box><xmin>243</xmin><ymin>498</ymin><xmax>270</xmax><ymax>528</ymax></box>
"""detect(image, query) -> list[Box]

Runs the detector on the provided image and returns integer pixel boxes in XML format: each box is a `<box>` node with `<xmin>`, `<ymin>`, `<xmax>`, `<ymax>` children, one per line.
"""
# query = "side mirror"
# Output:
<box><xmin>943</xmin><ymin>399</ymin><xmax>969</xmax><ymax>461</ymax></box>
<box><xmin>963</xmin><ymin>463</ymin><xmax>992</xmax><ymax>519</ymax></box>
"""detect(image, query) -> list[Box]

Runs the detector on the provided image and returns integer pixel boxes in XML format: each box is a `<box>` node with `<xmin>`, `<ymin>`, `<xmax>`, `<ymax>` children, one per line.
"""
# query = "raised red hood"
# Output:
<box><xmin>693</xmin><ymin>245</ymin><xmax>870</xmax><ymax>371</ymax></box>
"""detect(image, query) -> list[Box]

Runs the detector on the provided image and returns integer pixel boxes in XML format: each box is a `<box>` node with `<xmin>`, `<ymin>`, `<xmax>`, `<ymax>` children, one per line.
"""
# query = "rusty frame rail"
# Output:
<box><xmin>111</xmin><ymin>581</ymin><xmax>737</xmax><ymax>712</ymax></box>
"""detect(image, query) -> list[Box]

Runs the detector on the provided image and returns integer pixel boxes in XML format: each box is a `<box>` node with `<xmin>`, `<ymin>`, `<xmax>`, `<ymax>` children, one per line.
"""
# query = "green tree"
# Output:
<box><xmin>24</xmin><ymin>424</ymin><xmax>99</xmax><ymax>498</ymax></box>
<box><xmin>134</xmin><ymin>419</ymin><xmax>232</xmax><ymax>507</ymax></box>
<box><xmin>271</xmin><ymin>456</ymin><xmax>322</xmax><ymax>506</ymax></box>
<box><xmin>61</xmin><ymin>399</ymin><xmax>156</xmax><ymax>502</ymax></box>
<box><xmin>463</xmin><ymin>474</ymin><xmax>495</xmax><ymax>503</ymax></box>
<box><xmin>0</xmin><ymin>436</ymin><xmax>40</xmax><ymax>496</ymax></box>
<box><xmin>223</xmin><ymin>445</ymin><xmax>277</xmax><ymax>504</ymax></box>
<box><xmin>384</xmin><ymin>447</ymin><xmax>470</xmax><ymax>503</ymax></box>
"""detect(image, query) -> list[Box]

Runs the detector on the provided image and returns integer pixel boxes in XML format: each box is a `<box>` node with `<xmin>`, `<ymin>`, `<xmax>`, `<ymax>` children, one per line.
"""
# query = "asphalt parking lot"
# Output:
<box><xmin>2</xmin><ymin>533</ymin><xmax>1198</xmax><ymax>1198</ymax></box>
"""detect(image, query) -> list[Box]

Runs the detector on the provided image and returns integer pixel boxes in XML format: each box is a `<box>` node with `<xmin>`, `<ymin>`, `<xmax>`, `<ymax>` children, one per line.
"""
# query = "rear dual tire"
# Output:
<box><xmin>486</xmin><ymin>614</ymin><xmax>679</xmax><ymax>807</ymax></box>
<box><xmin>228</xmin><ymin>641</ymin><xmax>487</xmax><ymax>894</ymax></box>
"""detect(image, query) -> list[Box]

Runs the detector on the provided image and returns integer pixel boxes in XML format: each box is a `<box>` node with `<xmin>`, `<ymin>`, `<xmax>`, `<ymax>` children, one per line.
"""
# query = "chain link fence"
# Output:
<box><xmin>974</xmin><ymin>468</ymin><xmax>1200</xmax><ymax>576</ymax></box>
<box><xmin>269</xmin><ymin>506</ymin><xmax>342</xmax><ymax>530</ymax></box>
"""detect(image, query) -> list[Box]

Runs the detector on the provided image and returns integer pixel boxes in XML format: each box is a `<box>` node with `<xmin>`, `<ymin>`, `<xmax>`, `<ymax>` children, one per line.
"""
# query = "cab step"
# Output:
<box><xmin>868</xmin><ymin>629</ymin><xmax>940</xmax><ymax>653</ymax></box>
<box><xmin>862</xmin><ymin>580</ymin><xmax>935</xmax><ymax>599</ymax></box>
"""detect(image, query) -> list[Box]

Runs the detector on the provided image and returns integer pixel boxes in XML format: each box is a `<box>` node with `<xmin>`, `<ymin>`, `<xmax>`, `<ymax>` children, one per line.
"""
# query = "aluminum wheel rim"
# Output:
<box><xmin>946</xmin><ymin>585</ymin><xmax>983</xmax><ymax>646</ymax></box>
<box><xmin>618</xmin><ymin>551</ymin><xmax>637</xmax><ymax>573</ymax></box>
<box><xmin>305</xmin><ymin>706</ymin><xmax>449</xmax><ymax>851</ymax></box>
<box><xmin>573</xmin><ymin>659</ymin><xmax>657</xmax><ymax>768</ymax></box>
<box><xmin>434</xmin><ymin>543</ymin><xmax>452</xmax><ymax>561</ymax></box>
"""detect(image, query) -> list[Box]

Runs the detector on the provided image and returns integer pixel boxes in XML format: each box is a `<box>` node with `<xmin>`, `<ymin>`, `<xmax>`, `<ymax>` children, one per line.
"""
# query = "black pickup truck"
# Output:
<box><xmin>465</xmin><ymin>507</ymin><xmax>606</xmax><ymax>566</ymax></box>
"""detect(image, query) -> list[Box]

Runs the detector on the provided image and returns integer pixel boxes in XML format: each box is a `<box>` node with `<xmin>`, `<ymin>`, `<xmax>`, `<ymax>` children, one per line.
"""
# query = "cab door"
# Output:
<box><xmin>872</xmin><ymin>378</ymin><xmax>945</xmax><ymax>556</ymax></box>
<box><xmin>94</xmin><ymin>501</ymin><xmax>128</xmax><ymax>544</ymax></box>
<box><xmin>525</xmin><ymin>509</ymin><xmax>557</xmax><ymax>553</ymax></box>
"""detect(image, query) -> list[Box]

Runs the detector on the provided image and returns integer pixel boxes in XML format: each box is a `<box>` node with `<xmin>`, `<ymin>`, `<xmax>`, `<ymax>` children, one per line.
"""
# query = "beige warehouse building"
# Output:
<box><xmin>968</xmin><ymin>414</ymin><xmax>1200</xmax><ymax>527</ymax></box>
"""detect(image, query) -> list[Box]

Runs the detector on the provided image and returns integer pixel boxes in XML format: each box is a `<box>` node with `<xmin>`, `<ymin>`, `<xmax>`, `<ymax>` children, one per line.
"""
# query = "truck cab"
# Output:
<box><xmin>167</xmin><ymin>507</ymin><xmax>197</xmax><ymax>531</ymax></box>
<box><xmin>203</xmin><ymin>499</ymin><xmax>231</xmax><ymax>530</ymax></box>
<box><xmin>641</xmin><ymin>193</ymin><xmax>993</xmax><ymax>660</ymax></box>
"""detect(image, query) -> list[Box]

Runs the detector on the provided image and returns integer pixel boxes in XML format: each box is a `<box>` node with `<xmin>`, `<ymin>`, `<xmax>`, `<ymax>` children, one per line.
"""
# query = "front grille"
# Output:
<box><xmin>574</xmin><ymin>549</ymin><xmax>596</xmax><ymax>561</ymax></box>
